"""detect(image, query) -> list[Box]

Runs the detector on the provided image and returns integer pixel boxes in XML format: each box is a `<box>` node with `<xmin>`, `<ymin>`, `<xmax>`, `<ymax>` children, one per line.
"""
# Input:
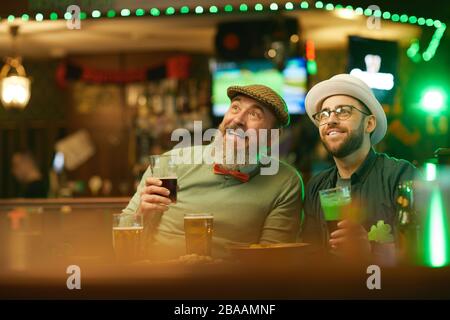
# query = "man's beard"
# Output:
<box><xmin>322</xmin><ymin>120</ymin><xmax>365</xmax><ymax>158</ymax></box>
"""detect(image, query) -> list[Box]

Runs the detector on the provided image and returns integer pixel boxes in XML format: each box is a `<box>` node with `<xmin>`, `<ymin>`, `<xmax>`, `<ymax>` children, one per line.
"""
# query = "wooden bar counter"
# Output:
<box><xmin>1</xmin><ymin>198</ymin><xmax>450</xmax><ymax>300</ymax></box>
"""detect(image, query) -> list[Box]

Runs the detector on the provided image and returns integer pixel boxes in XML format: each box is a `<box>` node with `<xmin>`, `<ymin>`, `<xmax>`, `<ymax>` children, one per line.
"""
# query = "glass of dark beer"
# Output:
<box><xmin>149</xmin><ymin>154</ymin><xmax>177</xmax><ymax>203</ymax></box>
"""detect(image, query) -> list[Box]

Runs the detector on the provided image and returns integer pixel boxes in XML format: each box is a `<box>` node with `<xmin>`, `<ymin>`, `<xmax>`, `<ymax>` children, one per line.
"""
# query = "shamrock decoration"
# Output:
<box><xmin>368</xmin><ymin>220</ymin><xmax>394</xmax><ymax>244</ymax></box>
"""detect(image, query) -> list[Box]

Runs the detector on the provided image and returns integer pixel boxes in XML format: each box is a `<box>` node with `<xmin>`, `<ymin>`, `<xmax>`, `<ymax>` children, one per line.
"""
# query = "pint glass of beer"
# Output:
<box><xmin>149</xmin><ymin>154</ymin><xmax>177</xmax><ymax>203</ymax></box>
<box><xmin>112</xmin><ymin>213</ymin><xmax>143</xmax><ymax>263</ymax></box>
<box><xmin>184</xmin><ymin>213</ymin><xmax>213</xmax><ymax>256</ymax></box>
<box><xmin>319</xmin><ymin>186</ymin><xmax>351</xmax><ymax>237</ymax></box>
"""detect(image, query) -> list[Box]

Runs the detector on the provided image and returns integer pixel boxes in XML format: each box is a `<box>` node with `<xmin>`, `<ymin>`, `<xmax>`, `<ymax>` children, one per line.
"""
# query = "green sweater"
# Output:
<box><xmin>123</xmin><ymin>145</ymin><xmax>303</xmax><ymax>259</ymax></box>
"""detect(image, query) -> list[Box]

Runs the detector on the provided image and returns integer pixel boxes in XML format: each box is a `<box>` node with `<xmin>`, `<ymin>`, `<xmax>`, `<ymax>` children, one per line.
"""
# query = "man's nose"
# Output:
<box><xmin>231</xmin><ymin>112</ymin><xmax>246</xmax><ymax>126</ymax></box>
<box><xmin>325</xmin><ymin>111</ymin><xmax>339</xmax><ymax>125</ymax></box>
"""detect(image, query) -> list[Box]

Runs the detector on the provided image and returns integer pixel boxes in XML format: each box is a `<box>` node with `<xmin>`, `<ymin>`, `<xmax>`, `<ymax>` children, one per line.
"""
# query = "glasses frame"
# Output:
<box><xmin>312</xmin><ymin>104</ymin><xmax>371</xmax><ymax>123</ymax></box>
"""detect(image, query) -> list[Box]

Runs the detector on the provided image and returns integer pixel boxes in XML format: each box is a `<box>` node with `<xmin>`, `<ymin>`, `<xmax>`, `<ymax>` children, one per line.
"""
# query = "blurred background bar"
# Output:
<box><xmin>0</xmin><ymin>0</ymin><xmax>448</xmax><ymax>199</ymax></box>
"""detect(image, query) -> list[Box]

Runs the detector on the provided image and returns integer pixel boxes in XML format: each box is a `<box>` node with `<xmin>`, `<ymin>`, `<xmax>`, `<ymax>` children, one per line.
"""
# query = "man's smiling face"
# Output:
<box><xmin>217</xmin><ymin>95</ymin><xmax>277</xmax><ymax>169</ymax></box>
<box><xmin>318</xmin><ymin>95</ymin><xmax>374</xmax><ymax>158</ymax></box>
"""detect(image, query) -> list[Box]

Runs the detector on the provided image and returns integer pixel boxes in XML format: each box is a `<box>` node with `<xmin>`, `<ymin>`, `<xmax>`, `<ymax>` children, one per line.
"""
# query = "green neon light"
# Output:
<box><xmin>150</xmin><ymin>8</ymin><xmax>160</xmax><ymax>16</ymax></box>
<box><xmin>165</xmin><ymin>7</ymin><xmax>175</xmax><ymax>15</ymax></box>
<box><xmin>135</xmin><ymin>8</ymin><xmax>145</xmax><ymax>16</ymax></box>
<box><xmin>421</xmin><ymin>24</ymin><xmax>447</xmax><ymax>62</ymax></box>
<box><xmin>64</xmin><ymin>12</ymin><xmax>71</xmax><ymax>20</ymax></box>
<box><xmin>425</xmin><ymin>163</ymin><xmax>437</xmax><ymax>181</ymax></box>
<box><xmin>409</xmin><ymin>16</ymin><xmax>417</xmax><ymax>24</ymax></box>
<box><xmin>239</xmin><ymin>4</ymin><xmax>248</xmax><ymax>12</ymax></box>
<box><xmin>120</xmin><ymin>9</ymin><xmax>131</xmax><ymax>17</ymax></box>
<box><xmin>255</xmin><ymin>3</ymin><xmax>263</xmax><ymax>11</ymax></box>
<box><xmin>92</xmin><ymin>10</ymin><xmax>101</xmax><ymax>18</ymax></box>
<box><xmin>195</xmin><ymin>6</ymin><xmax>204</xmax><ymax>14</ymax></box>
<box><xmin>285</xmin><ymin>2</ymin><xmax>294</xmax><ymax>10</ymax></box>
<box><xmin>307</xmin><ymin>60</ymin><xmax>318</xmax><ymax>75</ymax></box>
<box><xmin>424</xmin><ymin>186</ymin><xmax>449</xmax><ymax>268</ymax></box>
<box><xmin>421</xmin><ymin>89</ymin><xmax>446</xmax><ymax>112</ymax></box>
<box><xmin>406</xmin><ymin>39</ymin><xmax>421</xmax><ymax>62</ymax></box>
<box><xmin>4</xmin><ymin>1</ymin><xmax>443</xmax><ymax>61</ymax></box>
<box><xmin>400</xmin><ymin>14</ymin><xmax>408</xmax><ymax>23</ymax></box>
<box><xmin>364</xmin><ymin>8</ymin><xmax>372</xmax><ymax>16</ymax></box>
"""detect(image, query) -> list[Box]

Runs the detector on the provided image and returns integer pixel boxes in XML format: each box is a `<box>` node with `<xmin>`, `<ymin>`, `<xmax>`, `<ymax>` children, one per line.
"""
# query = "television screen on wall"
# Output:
<box><xmin>211</xmin><ymin>58</ymin><xmax>308</xmax><ymax>117</ymax></box>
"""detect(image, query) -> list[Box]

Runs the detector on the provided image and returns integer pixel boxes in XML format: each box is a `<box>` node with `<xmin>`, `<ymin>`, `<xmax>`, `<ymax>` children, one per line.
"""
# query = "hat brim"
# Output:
<box><xmin>305</xmin><ymin>79</ymin><xmax>387</xmax><ymax>145</ymax></box>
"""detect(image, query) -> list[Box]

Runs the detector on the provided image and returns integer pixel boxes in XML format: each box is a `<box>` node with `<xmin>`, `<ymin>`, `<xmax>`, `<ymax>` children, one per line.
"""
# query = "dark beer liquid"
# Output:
<box><xmin>327</xmin><ymin>220</ymin><xmax>340</xmax><ymax>235</ymax></box>
<box><xmin>160</xmin><ymin>178</ymin><xmax>177</xmax><ymax>203</ymax></box>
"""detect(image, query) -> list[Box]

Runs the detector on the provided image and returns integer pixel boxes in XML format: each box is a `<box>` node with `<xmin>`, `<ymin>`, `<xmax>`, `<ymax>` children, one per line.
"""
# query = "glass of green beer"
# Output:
<box><xmin>319</xmin><ymin>186</ymin><xmax>351</xmax><ymax>237</ymax></box>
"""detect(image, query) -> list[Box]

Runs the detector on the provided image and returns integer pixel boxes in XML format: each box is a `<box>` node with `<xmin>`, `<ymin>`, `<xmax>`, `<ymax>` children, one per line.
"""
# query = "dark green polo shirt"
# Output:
<box><xmin>301</xmin><ymin>148</ymin><xmax>418</xmax><ymax>247</ymax></box>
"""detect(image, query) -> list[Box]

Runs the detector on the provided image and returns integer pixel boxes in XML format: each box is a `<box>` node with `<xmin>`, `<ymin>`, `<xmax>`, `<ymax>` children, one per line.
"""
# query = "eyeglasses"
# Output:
<box><xmin>312</xmin><ymin>105</ymin><xmax>371</xmax><ymax>123</ymax></box>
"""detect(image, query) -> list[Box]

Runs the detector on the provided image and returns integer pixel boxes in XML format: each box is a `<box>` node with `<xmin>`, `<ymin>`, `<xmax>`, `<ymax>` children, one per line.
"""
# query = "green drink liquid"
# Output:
<box><xmin>319</xmin><ymin>187</ymin><xmax>351</xmax><ymax>235</ymax></box>
<box><xmin>322</xmin><ymin>198</ymin><xmax>351</xmax><ymax>233</ymax></box>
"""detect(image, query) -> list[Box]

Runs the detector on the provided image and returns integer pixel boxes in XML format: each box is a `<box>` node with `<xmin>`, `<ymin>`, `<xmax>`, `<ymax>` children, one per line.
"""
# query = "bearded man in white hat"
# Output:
<box><xmin>301</xmin><ymin>74</ymin><xmax>418</xmax><ymax>262</ymax></box>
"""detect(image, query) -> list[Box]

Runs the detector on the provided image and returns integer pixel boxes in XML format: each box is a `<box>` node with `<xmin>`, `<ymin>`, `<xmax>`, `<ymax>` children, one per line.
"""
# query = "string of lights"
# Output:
<box><xmin>1</xmin><ymin>1</ymin><xmax>446</xmax><ymax>62</ymax></box>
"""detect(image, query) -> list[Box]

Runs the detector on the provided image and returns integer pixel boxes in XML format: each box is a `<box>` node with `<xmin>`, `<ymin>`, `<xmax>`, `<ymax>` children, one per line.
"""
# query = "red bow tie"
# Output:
<box><xmin>213</xmin><ymin>163</ymin><xmax>250</xmax><ymax>183</ymax></box>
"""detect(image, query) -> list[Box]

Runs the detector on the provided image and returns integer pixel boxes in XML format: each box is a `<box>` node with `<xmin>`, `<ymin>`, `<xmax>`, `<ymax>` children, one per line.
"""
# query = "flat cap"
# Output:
<box><xmin>227</xmin><ymin>84</ymin><xmax>290</xmax><ymax>127</ymax></box>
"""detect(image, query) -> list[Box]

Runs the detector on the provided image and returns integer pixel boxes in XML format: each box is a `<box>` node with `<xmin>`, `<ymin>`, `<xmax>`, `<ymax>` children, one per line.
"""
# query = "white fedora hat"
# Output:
<box><xmin>305</xmin><ymin>74</ymin><xmax>387</xmax><ymax>145</ymax></box>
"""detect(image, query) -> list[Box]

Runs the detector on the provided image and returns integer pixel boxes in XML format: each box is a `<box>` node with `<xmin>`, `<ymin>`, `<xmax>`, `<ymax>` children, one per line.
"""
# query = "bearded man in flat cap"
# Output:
<box><xmin>123</xmin><ymin>84</ymin><xmax>303</xmax><ymax>260</ymax></box>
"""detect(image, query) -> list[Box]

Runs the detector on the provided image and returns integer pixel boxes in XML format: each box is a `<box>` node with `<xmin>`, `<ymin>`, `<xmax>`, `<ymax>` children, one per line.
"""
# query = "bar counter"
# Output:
<box><xmin>1</xmin><ymin>259</ymin><xmax>450</xmax><ymax>299</ymax></box>
<box><xmin>1</xmin><ymin>197</ymin><xmax>450</xmax><ymax>300</ymax></box>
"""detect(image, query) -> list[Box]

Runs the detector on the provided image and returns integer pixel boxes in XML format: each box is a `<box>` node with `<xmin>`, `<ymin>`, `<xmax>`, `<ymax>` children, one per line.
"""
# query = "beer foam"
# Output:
<box><xmin>184</xmin><ymin>214</ymin><xmax>213</xmax><ymax>219</ymax></box>
<box><xmin>113</xmin><ymin>226</ymin><xmax>144</xmax><ymax>230</ymax></box>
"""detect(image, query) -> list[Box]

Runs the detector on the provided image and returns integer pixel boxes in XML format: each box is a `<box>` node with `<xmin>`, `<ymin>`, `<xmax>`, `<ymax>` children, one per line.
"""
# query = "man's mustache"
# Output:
<box><xmin>319</xmin><ymin>122</ymin><xmax>343</xmax><ymax>129</ymax></box>
<box><xmin>223</xmin><ymin>125</ymin><xmax>247</xmax><ymax>139</ymax></box>
<box><xmin>224</xmin><ymin>124</ymin><xmax>246</xmax><ymax>131</ymax></box>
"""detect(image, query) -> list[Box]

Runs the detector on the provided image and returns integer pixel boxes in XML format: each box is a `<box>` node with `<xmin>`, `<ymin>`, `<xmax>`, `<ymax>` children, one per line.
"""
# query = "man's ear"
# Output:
<box><xmin>366</xmin><ymin>115</ymin><xmax>376</xmax><ymax>134</ymax></box>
